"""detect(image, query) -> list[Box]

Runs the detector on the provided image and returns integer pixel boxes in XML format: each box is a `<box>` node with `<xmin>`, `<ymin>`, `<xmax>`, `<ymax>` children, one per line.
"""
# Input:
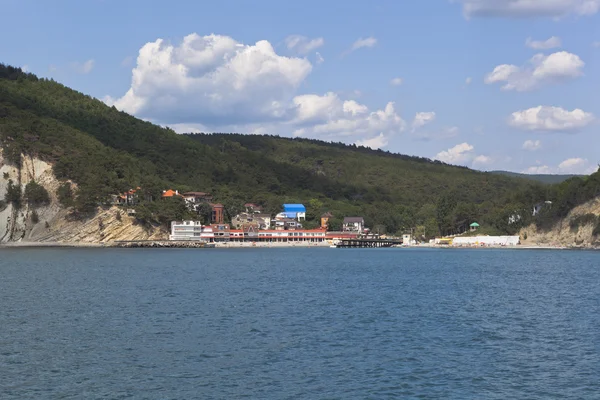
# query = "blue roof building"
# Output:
<box><xmin>283</xmin><ymin>204</ymin><xmax>306</xmax><ymax>213</ymax></box>
<box><xmin>281</xmin><ymin>204</ymin><xmax>306</xmax><ymax>221</ymax></box>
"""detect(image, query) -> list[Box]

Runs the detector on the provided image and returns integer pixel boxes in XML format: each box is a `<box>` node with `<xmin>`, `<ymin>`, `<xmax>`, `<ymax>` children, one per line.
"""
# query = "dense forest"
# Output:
<box><xmin>1</xmin><ymin>63</ymin><xmax>597</xmax><ymax>237</ymax></box>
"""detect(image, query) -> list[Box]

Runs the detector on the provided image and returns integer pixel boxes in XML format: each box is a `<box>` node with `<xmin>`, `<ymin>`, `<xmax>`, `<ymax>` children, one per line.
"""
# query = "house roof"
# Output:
<box><xmin>470</xmin><ymin>222</ymin><xmax>480</xmax><ymax>227</ymax></box>
<box><xmin>162</xmin><ymin>189</ymin><xmax>182</xmax><ymax>197</ymax></box>
<box><xmin>321</xmin><ymin>212</ymin><xmax>333</xmax><ymax>218</ymax></box>
<box><xmin>343</xmin><ymin>217</ymin><xmax>364</xmax><ymax>224</ymax></box>
<box><xmin>283</xmin><ymin>204</ymin><xmax>306</xmax><ymax>212</ymax></box>
<box><xmin>211</xmin><ymin>203</ymin><xmax>224</xmax><ymax>208</ymax></box>
<box><xmin>244</xmin><ymin>203</ymin><xmax>261</xmax><ymax>208</ymax></box>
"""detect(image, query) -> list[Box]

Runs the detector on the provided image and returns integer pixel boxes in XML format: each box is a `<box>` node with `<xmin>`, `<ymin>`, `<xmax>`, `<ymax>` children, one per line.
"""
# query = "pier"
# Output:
<box><xmin>334</xmin><ymin>238</ymin><xmax>402</xmax><ymax>248</ymax></box>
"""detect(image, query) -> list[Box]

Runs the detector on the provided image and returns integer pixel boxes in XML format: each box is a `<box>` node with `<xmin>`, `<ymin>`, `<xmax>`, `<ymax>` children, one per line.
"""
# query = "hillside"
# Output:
<box><xmin>0</xmin><ymin>64</ymin><xmax>546</xmax><ymax>240</ymax></box>
<box><xmin>489</xmin><ymin>171</ymin><xmax>583</xmax><ymax>184</ymax></box>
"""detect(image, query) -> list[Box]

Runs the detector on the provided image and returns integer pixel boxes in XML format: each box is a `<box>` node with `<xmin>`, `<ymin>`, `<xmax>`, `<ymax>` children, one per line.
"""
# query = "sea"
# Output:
<box><xmin>1</xmin><ymin>247</ymin><xmax>599</xmax><ymax>399</ymax></box>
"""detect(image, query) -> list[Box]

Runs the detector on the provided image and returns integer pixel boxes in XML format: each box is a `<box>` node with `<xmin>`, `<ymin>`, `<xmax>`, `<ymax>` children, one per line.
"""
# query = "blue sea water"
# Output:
<box><xmin>0</xmin><ymin>247</ymin><xmax>599</xmax><ymax>399</ymax></box>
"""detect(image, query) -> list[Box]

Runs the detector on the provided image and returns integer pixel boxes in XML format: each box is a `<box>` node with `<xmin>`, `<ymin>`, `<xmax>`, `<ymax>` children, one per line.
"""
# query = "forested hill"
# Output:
<box><xmin>0</xmin><ymin>63</ymin><xmax>545</xmax><ymax>235</ymax></box>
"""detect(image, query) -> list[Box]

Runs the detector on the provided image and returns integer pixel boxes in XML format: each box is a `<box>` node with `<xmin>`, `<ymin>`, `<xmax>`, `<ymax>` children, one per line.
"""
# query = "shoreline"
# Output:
<box><xmin>0</xmin><ymin>240</ymin><xmax>597</xmax><ymax>250</ymax></box>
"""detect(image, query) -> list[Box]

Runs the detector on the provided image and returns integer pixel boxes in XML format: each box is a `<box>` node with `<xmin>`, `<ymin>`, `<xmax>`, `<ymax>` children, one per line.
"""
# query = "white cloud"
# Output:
<box><xmin>109</xmin><ymin>33</ymin><xmax>409</xmax><ymax>146</ymax></box>
<box><xmin>526</xmin><ymin>36</ymin><xmax>562</xmax><ymax>49</ymax></box>
<box><xmin>350</xmin><ymin>37</ymin><xmax>377</xmax><ymax>52</ymax></box>
<box><xmin>522</xmin><ymin>139</ymin><xmax>542</xmax><ymax>151</ymax></box>
<box><xmin>390</xmin><ymin>77</ymin><xmax>403</xmax><ymax>86</ymax></box>
<box><xmin>21</xmin><ymin>65</ymin><xmax>29</xmax><ymax>72</ymax></box>
<box><xmin>558</xmin><ymin>157</ymin><xmax>588</xmax><ymax>172</ymax></box>
<box><xmin>465</xmin><ymin>77</ymin><xmax>472</xmax><ymax>85</ymax></box>
<box><xmin>435</xmin><ymin>142</ymin><xmax>475</xmax><ymax>165</ymax></box>
<box><xmin>111</xmin><ymin>33</ymin><xmax>312</xmax><ymax>125</ymax></box>
<box><xmin>285</xmin><ymin>35</ymin><xmax>325</xmax><ymax>55</ymax></box>
<box><xmin>509</xmin><ymin>106</ymin><xmax>595</xmax><ymax>131</ymax></box>
<box><xmin>473</xmin><ymin>155</ymin><xmax>493</xmax><ymax>165</ymax></box>
<box><xmin>72</xmin><ymin>59</ymin><xmax>95</xmax><ymax>74</ymax></box>
<box><xmin>435</xmin><ymin>142</ymin><xmax>492</xmax><ymax>168</ymax></box>
<box><xmin>292</xmin><ymin>97</ymin><xmax>406</xmax><ymax>140</ymax></box>
<box><xmin>523</xmin><ymin>158</ymin><xmax>598</xmax><ymax>174</ymax></box>
<box><xmin>458</xmin><ymin>0</ymin><xmax>600</xmax><ymax>18</ymax></box>
<box><xmin>412</xmin><ymin>112</ymin><xmax>436</xmax><ymax>131</ymax></box>
<box><xmin>485</xmin><ymin>51</ymin><xmax>584</xmax><ymax>91</ymax></box>
<box><xmin>355</xmin><ymin>133</ymin><xmax>389</xmax><ymax>149</ymax></box>
<box><xmin>315</xmin><ymin>52</ymin><xmax>325</xmax><ymax>64</ymax></box>
<box><xmin>593</xmin><ymin>41</ymin><xmax>600</xmax><ymax>47</ymax></box>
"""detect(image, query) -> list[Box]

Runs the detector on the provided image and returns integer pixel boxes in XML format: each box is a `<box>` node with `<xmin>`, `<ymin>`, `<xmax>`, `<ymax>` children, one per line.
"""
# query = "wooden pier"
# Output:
<box><xmin>334</xmin><ymin>238</ymin><xmax>402</xmax><ymax>248</ymax></box>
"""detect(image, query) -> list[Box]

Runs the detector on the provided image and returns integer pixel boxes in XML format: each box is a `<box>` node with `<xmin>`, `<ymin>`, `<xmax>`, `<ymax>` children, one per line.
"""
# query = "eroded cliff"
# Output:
<box><xmin>520</xmin><ymin>197</ymin><xmax>600</xmax><ymax>248</ymax></box>
<box><xmin>0</xmin><ymin>149</ymin><xmax>166</xmax><ymax>244</ymax></box>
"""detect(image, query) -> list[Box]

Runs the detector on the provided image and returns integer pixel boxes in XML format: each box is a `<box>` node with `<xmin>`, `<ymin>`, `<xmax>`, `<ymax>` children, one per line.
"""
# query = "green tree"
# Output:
<box><xmin>436</xmin><ymin>192</ymin><xmax>457</xmax><ymax>236</ymax></box>
<box><xmin>196</xmin><ymin>202</ymin><xmax>213</xmax><ymax>225</ymax></box>
<box><xmin>24</xmin><ymin>181</ymin><xmax>50</xmax><ymax>206</ymax></box>
<box><xmin>4</xmin><ymin>179</ymin><xmax>21</xmax><ymax>208</ymax></box>
<box><xmin>57</xmin><ymin>182</ymin><xmax>74</xmax><ymax>207</ymax></box>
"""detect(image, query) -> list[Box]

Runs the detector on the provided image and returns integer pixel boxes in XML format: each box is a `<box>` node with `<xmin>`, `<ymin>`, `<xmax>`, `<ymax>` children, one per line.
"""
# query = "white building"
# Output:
<box><xmin>343</xmin><ymin>217</ymin><xmax>365</xmax><ymax>232</ymax></box>
<box><xmin>402</xmin><ymin>234</ymin><xmax>416</xmax><ymax>246</ymax></box>
<box><xmin>170</xmin><ymin>220</ymin><xmax>214</xmax><ymax>241</ymax></box>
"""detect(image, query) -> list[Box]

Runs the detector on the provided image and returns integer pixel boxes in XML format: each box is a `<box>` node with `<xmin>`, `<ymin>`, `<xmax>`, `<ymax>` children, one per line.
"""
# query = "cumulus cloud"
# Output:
<box><xmin>435</xmin><ymin>142</ymin><xmax>475</xmax><ymax>165</ymax></box>
<box><xmin>285</xmin><ymin>35</ymin><xmax>325</xmax><ymax>55</ymax></box>
<box><xmin>522</xmin><ymin>139</ymin><xmax>542</xmax><ymax>151</ymax></box>
<box><xmin>465</xmin><ymin>77</ymin><xmax>472</xmax><ymax>85</ymax></box>
<box><xmin>509</xmin><ymin>106</ymin><xmax>595</xmax><ymax>131</ymax></box>
<box><xmin>292</xmin><ymin>95</ymin><xmax>406</xmax><ymax>142</ymax></box>
<box><xmin>355</xmin><ymin>133</ymin><xmax>389</xmax><ymax>149</ymax></box>
<box><xmin>390</xmin><ymin>77</ymin><xmax>403</xmax><ymax>86</ymax></box>
<box><xmin>458</xmin><ymin>0</ymin><xmax>600</xmax><ymax>18</ymax></box>
<box><xmin>72</xmin><ymin>59</ymin><xmax>95</xmax><ymax>74</ymax></box>
<box><xmin>111</xmin><ymin>33</ymin><xmax>312</xmax><ymax>125</ymax></box>
<box><xmin>108</xmin><ymin>33</ymin><xmax>409</xmax><ymax>146</ymax></box>
<box><xmin>485</xmin><ymin>51</ymin><xmax>584</xmax><ymax>91</ymax></box>
<box><xmin>523</xmin><ymin>158</ymin><xmax>598</xmax><ymax>174</ymax></box>
<box><xmin>526</xmin><ymin>36</ymin><xmax>562</xmax><ymax>49</ymax></box>
<box><xmin>412</xmin><ymin>112</ymin><xmax>436</xmax><ymax>131</ymax></box>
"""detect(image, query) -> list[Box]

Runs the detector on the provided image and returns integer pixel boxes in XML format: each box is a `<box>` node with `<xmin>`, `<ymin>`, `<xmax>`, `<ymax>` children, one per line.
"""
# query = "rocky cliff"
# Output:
<box><xmin>0</xmin><ymin>149</ymin><xmax>166</xmax><ymax>244</ymax></box>
<box><xmin>520</xmin><ymin>197</ymin><xmax>600</xmax><ymax>248</ymax></box>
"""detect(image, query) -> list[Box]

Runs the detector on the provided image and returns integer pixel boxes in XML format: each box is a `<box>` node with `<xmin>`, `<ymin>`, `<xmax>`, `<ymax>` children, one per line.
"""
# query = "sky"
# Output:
<box><xmin>1</xmin><ymin>0</ymin><xmax>599</xmax><ymax>174</ymax></box>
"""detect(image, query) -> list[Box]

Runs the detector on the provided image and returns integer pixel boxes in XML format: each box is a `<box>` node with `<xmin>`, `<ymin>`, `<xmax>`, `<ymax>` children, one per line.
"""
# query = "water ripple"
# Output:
<box><xmin>1</xmin><ymin>248</ymin><xmax>599</xmax><ymax>399</ymax></box>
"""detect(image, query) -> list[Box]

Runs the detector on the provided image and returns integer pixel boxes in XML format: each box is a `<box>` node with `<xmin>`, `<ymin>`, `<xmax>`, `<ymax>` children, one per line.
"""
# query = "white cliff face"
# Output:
<box><xmin>0</xmin><ymin>149</ymin><xmax>166</xmax><ymax>243</ymax></box>
<box><xmin>520</xmin><ymin>197</ymin><xmax>600</xmax><ymax>248</ymax></box>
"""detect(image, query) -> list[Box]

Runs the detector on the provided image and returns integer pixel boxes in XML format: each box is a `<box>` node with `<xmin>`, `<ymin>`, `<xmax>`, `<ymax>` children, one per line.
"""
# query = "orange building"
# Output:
<box><xmin>320</xmin><ymin>212</ymin><xmax>333</xmax><ymax>230</ymax></box>
<box><xmin>211</xmin><ymin>203</ymin><xmax>224</xmax><ymax>224</ymax></box>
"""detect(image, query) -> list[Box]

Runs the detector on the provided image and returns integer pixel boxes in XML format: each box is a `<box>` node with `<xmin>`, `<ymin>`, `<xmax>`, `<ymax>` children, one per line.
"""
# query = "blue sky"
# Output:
<box><xmin>1</xmin><ymin>0</ymin><xmax>599</xmax><ymax>174</ymax></box>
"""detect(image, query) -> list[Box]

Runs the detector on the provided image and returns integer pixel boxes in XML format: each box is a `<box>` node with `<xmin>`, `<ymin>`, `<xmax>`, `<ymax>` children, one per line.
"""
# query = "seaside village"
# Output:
<box><xmin>113</xmin><ymin>188</ymin><xmax>522</xmax><ymax>247</ymax></box>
